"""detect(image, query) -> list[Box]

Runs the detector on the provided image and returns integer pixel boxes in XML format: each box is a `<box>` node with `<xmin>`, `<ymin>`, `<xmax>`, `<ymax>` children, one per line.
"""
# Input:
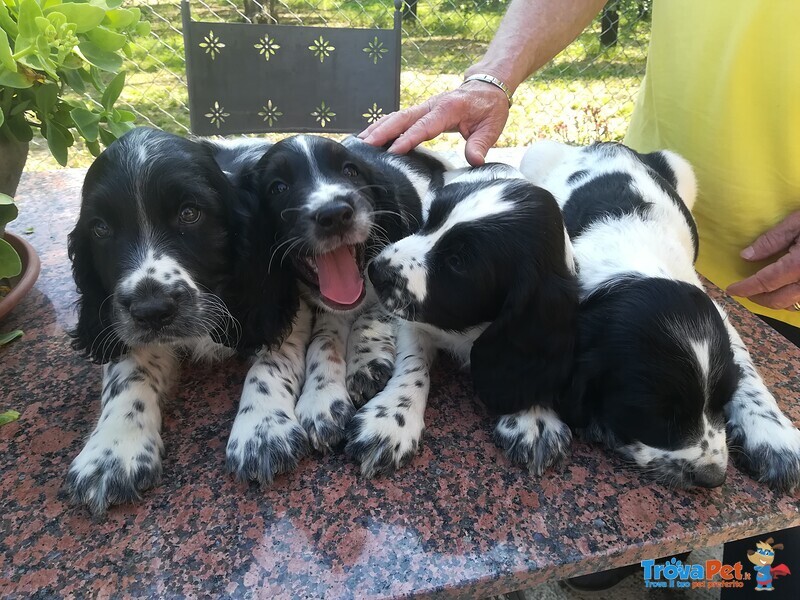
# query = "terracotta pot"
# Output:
<box><xmin>0</xmin><ymin>138</ymin><xmax>29</xmax><ymax>197</ymax></box>
<box><xmin>0</xmin><ymin>231</ymin><xmax>41</xmax><ymax>321</ymax></box>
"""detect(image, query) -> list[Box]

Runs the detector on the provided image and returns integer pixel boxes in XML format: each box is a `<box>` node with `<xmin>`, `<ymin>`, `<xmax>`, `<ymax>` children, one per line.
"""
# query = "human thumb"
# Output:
<box><xmin>465</xmin><ymin>127</ymin><xmax>497</xmax><ymax>167</ymax></box>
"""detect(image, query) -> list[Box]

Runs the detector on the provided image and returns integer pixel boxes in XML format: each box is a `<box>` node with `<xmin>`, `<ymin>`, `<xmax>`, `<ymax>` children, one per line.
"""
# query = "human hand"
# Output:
<box><xmin>727</xmin><ymin>210</ymin><xmax>800</xmax><ymax>310</ymax></box>
<box><xmin>358</xmin><ymin>81</ymin><xmax>510</xmax><ymax>166</ymax></box>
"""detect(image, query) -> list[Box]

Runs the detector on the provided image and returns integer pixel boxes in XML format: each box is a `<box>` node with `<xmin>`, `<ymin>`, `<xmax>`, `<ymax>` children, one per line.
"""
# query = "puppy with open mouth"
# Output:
<box><xmin>242</xmin><ymin>134</ymin><xmax>450</xmax><ymax>452</ymax></box>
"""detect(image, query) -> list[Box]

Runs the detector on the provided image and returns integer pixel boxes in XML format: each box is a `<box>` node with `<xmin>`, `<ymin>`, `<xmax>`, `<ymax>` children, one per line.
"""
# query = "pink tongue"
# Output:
<box><xmin>315</xmin><ymin>247</ymin><xmax>364</xmax><ymax>305</ymax></box>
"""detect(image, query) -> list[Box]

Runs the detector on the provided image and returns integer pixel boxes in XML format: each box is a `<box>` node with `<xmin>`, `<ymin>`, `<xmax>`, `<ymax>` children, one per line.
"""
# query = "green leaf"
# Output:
<box><xmin>44</xmin><ymin>120</ymin><xmax>71</xmax><ymax>166</ymax></box>
<box><xmin>5</xmin><ymin>115</ymin><xmax>34</xmax><ymax>142</ymax></box>
<box><xmin>101</xmin><ymin>70</ymin><xmax>124</xmax><ymax>111</ymax></box>
<box><xmin>0</xmin><ymin>409</ymin><xmax>21</xmax><ymax>425</ymax></box>
<box><xmin>86</xmin><ymin>138</ymin><xmax>101</xmax><ymax>156</ymax></box>
<box><xmin>98</xmin><ymin>126</ymin><xmax>116</xmax><ymax>146</ymax></box>
<box><xmin>46</xmin><ymin>11</ymin><xmax>67</xmax><ymax>30</ymax></box>
<box><xmin>35</xmin><ymin>16</ymin><xmax>52</xmax><ymax>33</ymax></box>
<box><xmin>35</xmin><ymin>83</ymin><xmax>58</xmax><ymax>118</ymax></box>
<box><xmin>104</xmin><ymin>8</ymin><xmax>137</xmax><ymax>30</ymax></box>
<box><xmin>0</xmin><ymin>28</ymin><xmax>16</xmax><ymax>72</ymax></box>
<box><xmin>45</xmin><ymin>4</ymin><xmax>105</xmax><ymax>34</ymax></box>
<box><xmin>0</xmin><ymin>192</ymin><xmax>17</xmax><ymax>228</ymax></box>
<box><xmin>0</xmin><ymin>5</ymin><xmax>19</xmax><ymax>39</ymax></box>
<box><xmin>77</xmin><ymin>40</ymin><xmax>122</xmax><ymax>72</ymax></box>
<box><xmin>10</xmin><ymin>99</ymin><xmax>31</xmax><ymax>116</ymax></box>
<box><xmin>86</xmin><ymin>26</ymin><xmax>126</xmax><ymax>52</ymax></box>
<box><xmin>71</xmin><ymin>106</ymin><xmax>100</xmax><ymax>141</ymax></box>
<box><xmin>0</xmin><ymin>237</ymin><xmax>22</xmax><ymax>279</ymax></box>
<box><xmin>42</xmin><ymin>0</ymin><xmax>63</xmax><ymax>10</ymax></box>
<box><xmin>60</xmin><ymin>67</ymin><xmax>85</xmax><ymax>92</ymax></box>
<box><xmin>0</xmin><ymin>106</ymin><xmax>3</xmax><ymax>129</ymax></box>
<box><xmin>18</xmin><ymin>0</ymin><xmax>45</xmax><ymax>40</ymax></box>
<box><xmin>114</xmin><ymin>109</ymin><xmax>135</xmax><ymax>122</ymax></box>
<box><xmin>0</xmin><ymin>68</ymin><xmax>33</xmax><ymax>88</ymax></box>
<box><xmin>24</xmin><ymin>226</ymin><xmax>34</xmax><ymax>234</ymax></box>
<box><xmin>134</xmin><ymin>21</ymin><xmax>150</xmax><ymax>37</ymax></box>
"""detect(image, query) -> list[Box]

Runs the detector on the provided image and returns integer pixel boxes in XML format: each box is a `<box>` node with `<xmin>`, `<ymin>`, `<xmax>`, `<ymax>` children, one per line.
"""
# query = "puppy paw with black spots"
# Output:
<box><xmin>344</xmin><ymin>401</ymin><xmax>423</xmax><ymax>477</ymax></box>
<box><xmin>346</xmin><ymin>358</ymin><xmax>394</xmax><ymax>408</ymax></box>
<box><xmin>297</xmin><ymin>396</ymin><xmax>355</xmax><ymax>454</ymax></box>
<box><xmin>65</xmin><ymin>431</ymin><xmax>164</xmax><ymax>518</ymax></box>
<box><xmin>494</xmin><ymin>406</ymin><xmax>572</xmax><ymax>476</ymax></box>
<box><xmin>728</xmin><ymin>417</ymin><xmax>800</xmax><ymax>494</ymax></box>
<box><xmin>226</xmin><ymin>408</ymin><xmax>309</xmax><ymax>484</ymax></box>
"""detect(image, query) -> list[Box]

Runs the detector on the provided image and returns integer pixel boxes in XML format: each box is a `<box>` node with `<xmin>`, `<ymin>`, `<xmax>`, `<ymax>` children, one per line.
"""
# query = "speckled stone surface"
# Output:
<box><xmin>2</xmin><ymin>170</ymin><xmax>799</xmax><ymax>599</ymax></box>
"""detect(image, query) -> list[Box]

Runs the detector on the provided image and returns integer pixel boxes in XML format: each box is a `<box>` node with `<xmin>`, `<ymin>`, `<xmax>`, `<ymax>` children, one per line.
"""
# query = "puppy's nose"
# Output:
<box><xmin>368</xmin><ymin>259</ymin><xmax>399</xmax><ymax>292</ymax></box>
<box><xmin>314</xmin><ymin>199</ymin><xmax>354</xmax><ymax>234</ymax></box>
<box><xmin>690</xmin><ymin>464</ymin><xmax>726</xmax><ymax>489</ymax></box>
<box><xmin>130</xmin><ymin>297</ymin><xmax>177</xmax><ymax>330</ymax></box>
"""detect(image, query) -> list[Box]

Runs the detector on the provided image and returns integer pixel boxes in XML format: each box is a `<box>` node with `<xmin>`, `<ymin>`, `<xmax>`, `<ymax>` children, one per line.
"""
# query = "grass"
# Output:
<box><xmin>25</xmin><ymin>0</ymin><xmax>650</xmax><ymax>169</ymax></box>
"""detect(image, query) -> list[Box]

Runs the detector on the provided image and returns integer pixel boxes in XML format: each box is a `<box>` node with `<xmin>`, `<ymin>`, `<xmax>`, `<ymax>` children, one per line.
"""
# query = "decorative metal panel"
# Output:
<box><xmin>181</xmin><ymin>1</ymin><xmax>402</xmax><ymax>136</ymax></box>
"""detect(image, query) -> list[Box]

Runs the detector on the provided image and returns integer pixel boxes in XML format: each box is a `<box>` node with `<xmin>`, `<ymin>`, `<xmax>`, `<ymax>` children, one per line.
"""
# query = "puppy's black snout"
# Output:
<box><xmin>368</xmin><ymin>259</ymin><xmax>399</xmax><ymax>292</ymax></box>
<box><xmin>690</xmin><ymin>464</ymin><xmax>726</xmax><ymax>489</ymax></box>
<box><xmin>314</xmin><ymin>199</ymin><xmax>354</xmax><ymax>234</ymax></box>
<box><xmin>129</xmin><ymin>297</ymin><xmax>177</xmax><ymax>330</ymax></box>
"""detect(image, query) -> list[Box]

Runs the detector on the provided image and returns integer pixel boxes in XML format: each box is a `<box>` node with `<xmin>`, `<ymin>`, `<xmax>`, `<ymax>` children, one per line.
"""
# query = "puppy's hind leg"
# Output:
<box><xmin>346</xmin><ymin>305</ymin><xmax>397</xmax><ymax>408</ymax></box>
<box><xmin>226</xmin><ymin>302</ymin><xmax>313</xmax><ymax>484</ymax></box>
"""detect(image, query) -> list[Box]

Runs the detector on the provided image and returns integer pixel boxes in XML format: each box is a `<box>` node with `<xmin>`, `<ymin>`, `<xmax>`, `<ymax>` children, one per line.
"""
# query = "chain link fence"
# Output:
<box><xmin>27</xmin><ymin>0</ymin><xmax>651</xmax><ymax>169</ymax></box>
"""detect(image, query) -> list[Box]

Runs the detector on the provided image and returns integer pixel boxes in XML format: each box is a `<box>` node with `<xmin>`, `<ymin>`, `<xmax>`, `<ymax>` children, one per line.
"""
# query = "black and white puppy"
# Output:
<box><xmin>66</xmin><ymin>128</ymin><xmax>308</xmax><ymax>516</ymax></box>
<box><xmin>352</xmin><ymin>164</ymin><xmax>580</xmax><ymax>477</ymax></box>
<box><xmin>241</xmin><ymin>135</ymin><xmax>450</xmax><ymax>453</ymax></box>
<box><xmin>521</xmin><ymin>140</ymin><xmax>800</xmax><ymax>491</ymax></box>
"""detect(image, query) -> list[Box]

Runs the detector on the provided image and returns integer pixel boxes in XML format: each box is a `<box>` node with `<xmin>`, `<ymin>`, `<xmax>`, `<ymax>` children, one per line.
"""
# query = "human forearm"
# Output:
<box><xmin>465</xmin><ymin>0</ymin><xmax>608</xmax><ymax>92</ymax></box>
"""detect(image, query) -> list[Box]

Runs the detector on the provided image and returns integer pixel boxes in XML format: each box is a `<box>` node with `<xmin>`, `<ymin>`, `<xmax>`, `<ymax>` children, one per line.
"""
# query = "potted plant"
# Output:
<box><xmin>1</xmin><ymin>0</ymin><xmax>149</xmax><ymax>193</ymax></box>
<box><xmin>1</xmin><ymin>0</ymin><xmax>147</xmax><ymax>324</ymax></box>
<box><xmin>1</xmin><ymin>191</ymin><xmax>38</xmax><ymax>332</ymax></box>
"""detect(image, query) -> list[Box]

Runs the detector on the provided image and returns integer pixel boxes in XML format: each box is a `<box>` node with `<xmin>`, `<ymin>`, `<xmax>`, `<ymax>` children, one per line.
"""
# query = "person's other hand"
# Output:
<box><xmin>727</xmin><ymin>210</ymin><xmax>800</xmax><ymax>310</ymax></box>
<box><xmin>358</xmin><ymin>81</ymin><xmax>510</xmax><ymax>167</ymax></box>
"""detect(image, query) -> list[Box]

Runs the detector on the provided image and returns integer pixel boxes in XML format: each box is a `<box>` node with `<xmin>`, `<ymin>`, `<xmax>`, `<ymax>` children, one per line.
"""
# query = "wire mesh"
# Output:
<box><xmin>25</xmin><ymin>0</ymin><xmax>650</xmax><ymax>169</ymax></box>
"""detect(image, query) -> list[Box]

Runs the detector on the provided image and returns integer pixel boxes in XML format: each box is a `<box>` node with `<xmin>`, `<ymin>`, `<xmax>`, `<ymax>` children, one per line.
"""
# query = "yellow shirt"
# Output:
<box><xmin>625</xmin><ymin>0</ymin><xmax>800</xmax><ymax>326</ymax></box>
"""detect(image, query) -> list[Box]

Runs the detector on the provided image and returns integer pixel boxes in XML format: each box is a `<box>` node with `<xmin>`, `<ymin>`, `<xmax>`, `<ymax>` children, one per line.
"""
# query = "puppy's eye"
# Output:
<box><xmin>446</xmin><ymin>253</ymin><xmax>464</xmax><ymax>273</ymax></box>
<box><xmin>342</xmin><ymin>164</ymin><xmax>359</xmax><ymax>178</ymax></box>
<box><xmin>270</xmin><ymin>181</ymin><xmax>288</xmax><ymax>194</ymax></box>
<box><xmin>90</xmin><ymin>219</ymin><xmax>111</xmax><ymax>239</ymax></box>
<box><xmin>179</xmin><ymin>205</ymin><xmax>201</xmax><ymax>224</ymax></box>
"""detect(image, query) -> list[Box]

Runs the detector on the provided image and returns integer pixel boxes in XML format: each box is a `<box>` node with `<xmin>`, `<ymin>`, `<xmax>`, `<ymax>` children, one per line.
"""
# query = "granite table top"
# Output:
<box><xmin>2</xmin><ymin>169</ymin><xmax>799</xmax><ymax>599</ymax></box>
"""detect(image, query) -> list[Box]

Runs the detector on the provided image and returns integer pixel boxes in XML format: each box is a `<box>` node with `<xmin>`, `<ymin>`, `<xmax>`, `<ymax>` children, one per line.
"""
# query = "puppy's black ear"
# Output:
<box><xmin>67</xmin><ymin>224</ymin><xmax>126</xmax><ymax>364</ymax></box>
<box><xmin>470</xmin><ymin>266</ymin><xmax>579</xmax><ymax>416</ymax></box>
<box><xmin>221</xmin><ymin>184</ymin><xmax>301</xmax><ymax>355</ymax></box>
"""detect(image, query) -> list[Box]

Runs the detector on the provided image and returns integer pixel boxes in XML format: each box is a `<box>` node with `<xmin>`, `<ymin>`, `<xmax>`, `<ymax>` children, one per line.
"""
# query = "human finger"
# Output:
<box><xmin>741</xmin><ymin>211</ymin><xmax>800</xmax><ymax>260</ymax></box>
<box><xmin>387</xmin><ymin>100</ymin><xmax>464</xmax><ymax>154</ymax></box>
<box><xmin>358</xmin><ymin>99</ymin><xmax>436</xmax><ymax>147</ymax></box>
<box><xmin>464</xmin><ymin>116</ymin><xmax>507</xmax><ymax>167</ymax></box>
<box><xmin>727</xmin><ymin>248</ymin><xmax>800</xmax><ymax>296</ymax></box>
<box><xmin>748</xmin><ymin>282</ymin><xmax>800</xmax><ymax>311</ymax></box>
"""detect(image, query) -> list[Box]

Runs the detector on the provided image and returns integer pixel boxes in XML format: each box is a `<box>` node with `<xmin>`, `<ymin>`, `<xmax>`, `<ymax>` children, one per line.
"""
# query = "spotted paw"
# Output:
<box><xmin>494</xmin><ymin>406</ymin><xmax>572</xmax><ymax>475</ymax></box>
<box><xmin>65</xmin><ymin>432</ymin><xmax>164</xmax><ymax>518</ymax></box>
<box><xmin>297</xmin><ymin>397</ymin><xmax>355</xmax><ymax>453</ymax></box>
<box><xmin>344</xmin><ymin>402</ymin><xmax>423</xmax><ymax>477</ymax></box>
<box><xmin>346</xmin><ymin>358</ymin><xmax>394</xmax><ymax>408</ymax></box>
<box><xmin>728</xmin><ymin>419</ymin><xmax>800</xmax><ymax>494</ymax></box>
<box><xmin>226</xmin><ymin>409</ymin><xmax>309</xmax><ymax>484</ymax></box>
